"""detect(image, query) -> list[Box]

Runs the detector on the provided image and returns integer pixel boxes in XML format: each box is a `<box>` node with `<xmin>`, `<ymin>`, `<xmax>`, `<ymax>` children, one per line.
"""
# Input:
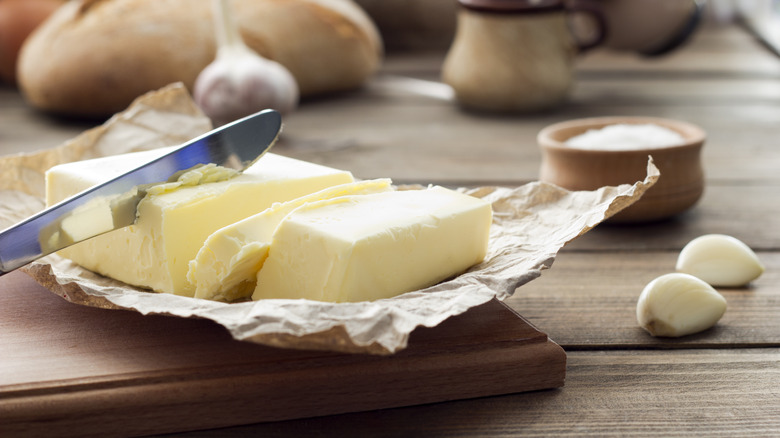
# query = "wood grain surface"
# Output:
<box><xmin>190</xmin><ymin>349</ymin><xmax>780</xmax><ymax>438</ymax></box>
<box><xmin>510</xmin><ymin>251</ymin><xmax>780</xmax><ymax>348</ymax></box>
<box><xmin>0</xmin><ymin>271</ymin><xmax>564</xmax><ymax>437</ymax></box>
<box><xmin>1</xmin><ymin>22</ymin><xmax>779</xmax><ymax>436</ymax></box>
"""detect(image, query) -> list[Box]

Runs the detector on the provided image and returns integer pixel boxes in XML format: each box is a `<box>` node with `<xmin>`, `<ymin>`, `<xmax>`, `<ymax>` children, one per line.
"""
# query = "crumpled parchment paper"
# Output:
<box><xmin>2</xmin><ymin>83</ymin><xmax>659</xmax><ymax>355</ymax></box>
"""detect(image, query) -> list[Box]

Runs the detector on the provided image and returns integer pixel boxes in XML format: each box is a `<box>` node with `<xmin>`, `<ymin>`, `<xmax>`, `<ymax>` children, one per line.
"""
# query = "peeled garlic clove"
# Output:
<box><xmin>676</xmin><ymin>234</ymin><xmax>764</xmax><ymax>287</ymax></box>
<box><xmin>637</xmin><ymin>273</ymin><xmax>727</xmax><ymax>337</ymax></box>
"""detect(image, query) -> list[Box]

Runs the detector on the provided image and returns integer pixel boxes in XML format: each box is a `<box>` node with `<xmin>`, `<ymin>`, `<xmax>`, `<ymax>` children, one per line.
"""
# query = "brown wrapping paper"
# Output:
<box><xmin>1</xmin><ymin>83</ymin><xmax>659</xmax><ymax>355</ymax></box>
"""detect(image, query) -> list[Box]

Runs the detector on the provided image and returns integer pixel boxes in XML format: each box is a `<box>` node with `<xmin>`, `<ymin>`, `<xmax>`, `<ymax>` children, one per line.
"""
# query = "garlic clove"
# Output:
<box><xmin>676</xmin><ymin>234</ymin><xmax>764</xmax><ymax>287</ymax></box>
<box><xmin>637</xmin><ymin>273</ymin><xmax>727</xmax><ymax>337</ymax></box>
<box><xmin>194</xmin><ymin>0</ymin><xmax>299</xmax><ymax>126</ymax></box>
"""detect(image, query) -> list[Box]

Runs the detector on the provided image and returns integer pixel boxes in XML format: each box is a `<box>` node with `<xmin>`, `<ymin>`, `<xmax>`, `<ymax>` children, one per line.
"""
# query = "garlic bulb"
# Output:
<box><xmin>194</xmin><ymin>0</ymin><xmax>299</xmax><ymax>126</ymax></box>
<box><xmin>637</xmin><ymin>273</ymin><xmax>727</xmax><ymax>337</ymax></box>
<box><xmin>676</xmin><ymin>234</ymin><xmax>764</xmax><ymax>287</ymax></box>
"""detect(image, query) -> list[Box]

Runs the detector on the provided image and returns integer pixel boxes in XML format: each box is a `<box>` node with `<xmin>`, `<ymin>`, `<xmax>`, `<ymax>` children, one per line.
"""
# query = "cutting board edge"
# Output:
<box><xmin>0</xmin><ymin>335</ymin><xmax>565</xmax><ymax>437</ymax></box>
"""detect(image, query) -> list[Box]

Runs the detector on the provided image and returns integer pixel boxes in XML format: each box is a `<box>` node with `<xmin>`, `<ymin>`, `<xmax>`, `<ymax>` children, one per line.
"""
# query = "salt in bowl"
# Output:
<box><xmin>537</xmin><ymin>116</ymin><xmax>706</xmax><ymax>223</ymax></box>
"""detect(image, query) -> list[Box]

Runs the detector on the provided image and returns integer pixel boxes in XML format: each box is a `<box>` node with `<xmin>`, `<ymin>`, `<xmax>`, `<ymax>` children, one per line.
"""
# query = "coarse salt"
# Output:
<box><xmin>565</xmin><ymin>123</ymin><xmax>685</xmax><ymax>150</ymax></box>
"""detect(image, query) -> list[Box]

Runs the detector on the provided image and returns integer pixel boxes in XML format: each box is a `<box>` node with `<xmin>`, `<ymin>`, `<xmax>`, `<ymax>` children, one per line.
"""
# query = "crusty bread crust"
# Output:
<box><xmin>18</xmin><ymin>0</ymin><xmax>382</xmax><ymax>117</ymax></box>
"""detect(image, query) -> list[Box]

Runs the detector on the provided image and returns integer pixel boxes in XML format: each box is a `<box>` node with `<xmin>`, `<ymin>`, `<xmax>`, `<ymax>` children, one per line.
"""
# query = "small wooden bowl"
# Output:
<box><xmin>538</xmin><ymin>116</ymin><xmax>706</xmax><ymax>223</ymax></box>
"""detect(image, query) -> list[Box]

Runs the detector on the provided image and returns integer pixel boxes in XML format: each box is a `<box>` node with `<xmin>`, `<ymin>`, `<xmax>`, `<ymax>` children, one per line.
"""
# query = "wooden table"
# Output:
<box><xmin>2</xmin><ymin>23</ymin><xmax>779</xmax><ymax>436</ymax></box>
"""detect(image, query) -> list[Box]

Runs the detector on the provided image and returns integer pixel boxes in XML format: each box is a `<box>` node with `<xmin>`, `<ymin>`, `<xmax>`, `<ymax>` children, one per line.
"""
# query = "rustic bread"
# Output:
<box><xmin>17</xmin><ymin>0</ymin><xmax>382</xmax><ymax>118</ymax></box>
<box><xmin>0</xmin><ymin>0</ymin><xmax>64</xmax><ymax>84</ymax></box>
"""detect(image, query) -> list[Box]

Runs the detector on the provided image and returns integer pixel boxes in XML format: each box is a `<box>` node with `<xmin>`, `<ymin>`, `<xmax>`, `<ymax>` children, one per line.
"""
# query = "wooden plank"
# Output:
<box><xmin>0</xmin><ymin>271</ymin><xmax>565</xmax><ymax>437</ymax></box>
<box><xmin>3</xmin><ymin>91</ymin><xmax>779</xmax><ymax>247</ymax></box>
<box><xmin>279</xmin><ymin>96</ymin><xmax>780</xmax><ymax>185</ymax></box>
<box><xmin>577</xmin><ymin>26</ymin><xmax>780</xmax><ymax>76</ymax></box>
<box><xmin>505</xmin><ymin>251</ymin><xmax>780</xmax><ymax>349</ymax></box>
<box><xmin>275</xmin><ymin>99</ymin><xmax>543</xmax><ymax>185</ymax></box>
<box><xmin>153</xmin><ymin>349</ymin><xmax>780</xmax><ymax>437</ymax></box>
<box><xmin>0</xmin><ymin>87</ymin><xmax>93</xmax><ymax>155</ymax></box>
<box><xmin>5</xmin><ymin>55</ymin><xmax>780</xmax><ymax>187</ymax></box>
<box><xmin>566</xmin><ymin>184</ymin><xmax>780</xmax><ymax>251</ymax></box>
<box><xmin>573</xmin><ymin>77</ymin><xmax>780</xmax><ymax>103</ymax></box>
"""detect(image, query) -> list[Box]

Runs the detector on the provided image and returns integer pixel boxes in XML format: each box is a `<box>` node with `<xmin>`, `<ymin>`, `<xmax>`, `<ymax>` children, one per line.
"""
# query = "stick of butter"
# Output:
<box><xmin>252</xmin><ymin>186</ymin><xmax>493</xmax><ymax>303</ymax></box>
<box><xmin>187</xmin><ymin>179</ymin><xmax>394</xmax><ymax>302</ymax></box>
<box><xmin>45</xmin><ymin>151</ymin><xmax>354</xmax><ymax>295</ymax></box>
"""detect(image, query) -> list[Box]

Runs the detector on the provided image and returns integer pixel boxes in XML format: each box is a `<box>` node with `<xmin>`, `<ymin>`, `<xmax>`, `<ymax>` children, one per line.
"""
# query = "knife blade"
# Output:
<box><xmin>0</xmin><ymin>109</ymin><xmax>282</xmax><ymax>275</ymax></box>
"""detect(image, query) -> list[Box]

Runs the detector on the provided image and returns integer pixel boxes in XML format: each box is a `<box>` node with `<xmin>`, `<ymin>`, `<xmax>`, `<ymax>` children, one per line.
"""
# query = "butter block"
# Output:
<box><xmin>46</xmin><ymin>147</ymin><xmax>174</xmax><ymax>206</ymax></box>
<box><xmin>46</xmin><ymin>151</ymin><xmax>354</xmax><ymax>295</ymax></box>
<box><xmin>188</xmin><ymin>179</ymin><xmax>394</xmax><ymax>302</ymax></box>
<box><xmin>252</xmin><ymin>186</ymin><xmax>493</xmax><ymax>303</ymax></box>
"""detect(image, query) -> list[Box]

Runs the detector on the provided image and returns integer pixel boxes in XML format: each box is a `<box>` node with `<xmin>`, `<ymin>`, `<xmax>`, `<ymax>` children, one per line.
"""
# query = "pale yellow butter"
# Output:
<box><xmin>188</xmin><ymin>179</ymin><xmax>394</xmax><ymax>302</ymax></box>
<box><xmin>45</xmin><ymin>151</ymin><xmax>354</xmax><ymax>295</ymax></box>
<box><xmin>46</xmin><ymin>147</ymin><xmax>174</xmax><ymax>206</ymax></box>
<box><xmin>252</xmin><ymin>186</ymin><xmax>493</xmax><ymax>303</ymax></box>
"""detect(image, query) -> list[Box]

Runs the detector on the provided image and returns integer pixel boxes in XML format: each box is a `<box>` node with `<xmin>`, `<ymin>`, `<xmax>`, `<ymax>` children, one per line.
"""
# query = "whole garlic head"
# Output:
<box><xmin>194</xmin><ymin>0</ymin><xmax>299</xmax><ymax>126</ymax></box>
<box><xmin>194</xmin><ymin>45</ymin><xmax>298</xmax><ymax>125</ymax></box>
<box><xmin>637</xmin><ymin>273</ymin><xmax>727</xmax><ymax>337</ymax></box>
<box><xmin>676</xmin><ymin>234</ymin><xmax>764</xmax><ymax>287</ymax></box>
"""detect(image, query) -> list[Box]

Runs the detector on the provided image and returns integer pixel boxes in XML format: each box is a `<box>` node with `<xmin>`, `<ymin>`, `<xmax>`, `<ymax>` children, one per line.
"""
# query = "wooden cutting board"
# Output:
<box><xmin>0</xmin><ymin>270</ymin><xmax>566</xmax><ymax>437</ymax></box>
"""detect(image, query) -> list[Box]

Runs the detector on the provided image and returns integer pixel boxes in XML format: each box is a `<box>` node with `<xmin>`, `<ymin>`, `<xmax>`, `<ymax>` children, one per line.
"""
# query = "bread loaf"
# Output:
<box><xmin>17</xmin><ymin>0</ymin><xmax>382</xmax><ymax>118</ymax></box>
<box><xmin>0</xmin><ymin>0</ymin><xmax>64</xmax><ymax>84</ymax></box>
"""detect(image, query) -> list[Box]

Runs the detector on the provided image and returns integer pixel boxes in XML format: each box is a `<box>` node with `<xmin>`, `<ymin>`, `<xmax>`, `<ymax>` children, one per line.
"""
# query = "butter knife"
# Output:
<box><xmin>0</xmin><ymin>109</ymin><xmax>282</xmax><ymax>275</ymax></box>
